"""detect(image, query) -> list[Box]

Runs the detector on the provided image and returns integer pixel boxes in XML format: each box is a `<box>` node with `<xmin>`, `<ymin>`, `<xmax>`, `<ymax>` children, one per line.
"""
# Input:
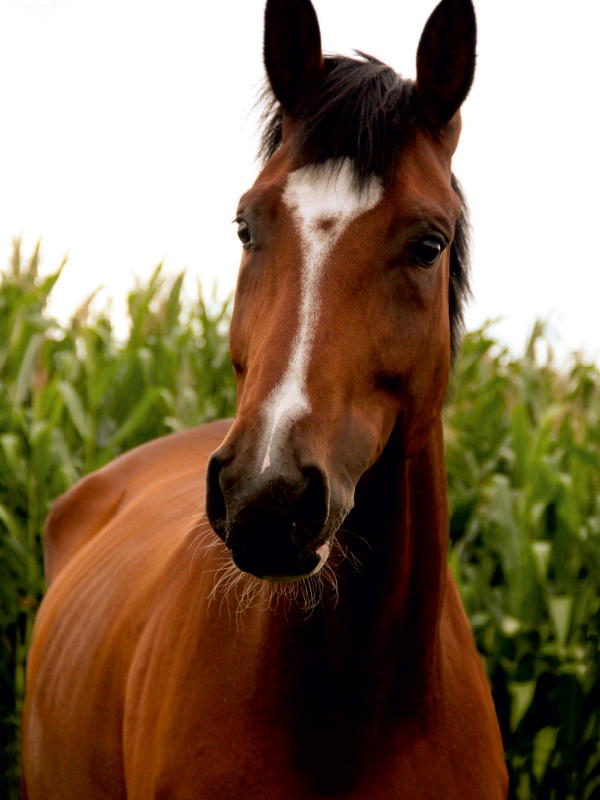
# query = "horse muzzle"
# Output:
<box><xmin>205</xmin><ymin>445</ymin><xmax>332</xmax><ymax>580</ymax></box>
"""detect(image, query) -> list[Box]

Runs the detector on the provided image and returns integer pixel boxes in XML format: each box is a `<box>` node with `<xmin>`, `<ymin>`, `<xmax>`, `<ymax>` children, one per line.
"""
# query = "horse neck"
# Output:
<box><xmin>332</xmin><ymin>415</ymin><xmax>449</xmax><ymax>701</ymax></box>
<box><xmin>253</xmin><ymin>417</ymin><xmax>449</xmax><ymax>718</ymax></box>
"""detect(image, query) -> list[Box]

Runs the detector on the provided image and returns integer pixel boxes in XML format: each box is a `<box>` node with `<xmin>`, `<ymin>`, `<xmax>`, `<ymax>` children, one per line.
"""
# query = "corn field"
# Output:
<box><xmin>1</xmin><ymin>240</ymin><xmax>600</xmax><ymax>799</ymax></box>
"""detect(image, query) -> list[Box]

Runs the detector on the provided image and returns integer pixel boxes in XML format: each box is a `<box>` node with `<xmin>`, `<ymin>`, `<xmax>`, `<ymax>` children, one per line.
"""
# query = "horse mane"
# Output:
<box><xmin>258</xmin><ymin>52</ymin><xmax>471</xmax><ymax>362</ymax></box>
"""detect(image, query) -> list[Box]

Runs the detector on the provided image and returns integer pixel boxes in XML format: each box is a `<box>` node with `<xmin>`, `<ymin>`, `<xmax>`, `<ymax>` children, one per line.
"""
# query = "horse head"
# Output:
<box><xmin>206</xmin><ymin>0</ymin><xmax>475</xmax><ymax>581</ymax></box>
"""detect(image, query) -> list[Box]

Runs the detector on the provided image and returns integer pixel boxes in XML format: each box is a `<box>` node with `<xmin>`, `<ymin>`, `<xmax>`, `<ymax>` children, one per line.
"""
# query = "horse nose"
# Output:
<box><xmin>206</xmin><ymin>448</ymin><xmax>330</xmax><ymax>541</ymax></box>
<box><xmin>206</xmin><ymin>448</ymin><xmax>331</xmax><ymax>576</ymax></box>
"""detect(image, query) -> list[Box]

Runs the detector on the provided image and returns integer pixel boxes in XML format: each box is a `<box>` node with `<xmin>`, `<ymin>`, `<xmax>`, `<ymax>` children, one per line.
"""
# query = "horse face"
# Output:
<box><xmin>206</xmin><ymin>0</ymin><xmax>475</xmax><ymax>581</ymax></box>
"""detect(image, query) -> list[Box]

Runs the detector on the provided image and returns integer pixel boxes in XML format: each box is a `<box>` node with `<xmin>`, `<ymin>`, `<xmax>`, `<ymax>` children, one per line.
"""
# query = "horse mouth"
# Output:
<box><xmin>230</xmin><ymin>540</ymin><xmax>332</xmax><ymax>582</ymax></box>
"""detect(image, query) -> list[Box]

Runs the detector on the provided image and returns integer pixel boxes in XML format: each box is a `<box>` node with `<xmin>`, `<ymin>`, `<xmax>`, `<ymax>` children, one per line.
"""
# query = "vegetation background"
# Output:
<box><xmin>1</xmin><ymin>241</ymin><xmax>599</xmax><ymax>799</ymax></box>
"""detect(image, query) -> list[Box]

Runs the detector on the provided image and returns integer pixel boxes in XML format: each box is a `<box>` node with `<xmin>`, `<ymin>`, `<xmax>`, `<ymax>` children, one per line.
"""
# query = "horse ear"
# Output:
<box><xmin>415</xmin><ymin>0</ymin><xmax>476</xmax><ymax>130</ymax></box>
<box><xmin>263</xmin><ymin>0</ymin><xmax>324</xmax><ymax>113</ymax></box>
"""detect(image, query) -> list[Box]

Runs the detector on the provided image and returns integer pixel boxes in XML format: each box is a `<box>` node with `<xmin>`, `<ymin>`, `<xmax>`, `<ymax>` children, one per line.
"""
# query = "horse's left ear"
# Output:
<box><xmin>263</xmin><ymin>0</ymin><xmax>325</xmax><ymax>113</ymax></box>
<box><xmin>415</xmin><ymin>0</ymin><xmax>476</xmax><ymax>131</ymax></box>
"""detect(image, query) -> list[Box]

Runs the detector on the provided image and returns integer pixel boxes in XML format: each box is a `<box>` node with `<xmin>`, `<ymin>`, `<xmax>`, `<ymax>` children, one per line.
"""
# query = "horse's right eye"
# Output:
<box><xmin>236</xmin><ymin>219</ymin><xmax>252</xmax><ymax>247</ymax></box>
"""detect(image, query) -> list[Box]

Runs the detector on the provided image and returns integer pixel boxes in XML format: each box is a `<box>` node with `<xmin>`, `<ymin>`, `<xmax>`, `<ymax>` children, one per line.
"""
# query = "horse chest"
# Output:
<box><xmin>125</xmin><ymin>684</ymin><xmax>501</xmax><ymax>800</ymax></box>
<box><xmin>120</xmin><ymin>592</ymin><xmax>503</xmax><ymax>800</ymax></box>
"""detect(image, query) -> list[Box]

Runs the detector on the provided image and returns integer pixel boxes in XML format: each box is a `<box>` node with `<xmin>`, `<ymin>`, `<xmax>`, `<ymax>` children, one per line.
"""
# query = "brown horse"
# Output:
<box><xmin>22</xmin><ymin>0</ymin><xmax>508</xmax><ymax>797</ymax></box>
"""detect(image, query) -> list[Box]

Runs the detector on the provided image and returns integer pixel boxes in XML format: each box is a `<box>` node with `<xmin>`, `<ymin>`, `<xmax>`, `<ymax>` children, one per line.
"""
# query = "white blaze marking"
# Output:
<box><xmin>259</xmin><ymin>158</ymin><xmax>383</xmax><ymax>473</ymax></box>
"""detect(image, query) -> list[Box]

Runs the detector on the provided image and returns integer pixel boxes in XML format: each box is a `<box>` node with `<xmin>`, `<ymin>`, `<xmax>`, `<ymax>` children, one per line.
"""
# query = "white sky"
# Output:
<box><xmin>1</xmin><ymin>0</ymin><xmax>599</xmax><ymax>359</ymax></box>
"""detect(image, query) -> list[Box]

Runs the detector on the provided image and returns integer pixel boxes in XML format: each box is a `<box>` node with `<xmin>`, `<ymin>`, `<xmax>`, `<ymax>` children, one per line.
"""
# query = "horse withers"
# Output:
<box><xmin>22</xmin><ymin>0</ymin><xmax>508</xmax><ymax>797</ymax></box>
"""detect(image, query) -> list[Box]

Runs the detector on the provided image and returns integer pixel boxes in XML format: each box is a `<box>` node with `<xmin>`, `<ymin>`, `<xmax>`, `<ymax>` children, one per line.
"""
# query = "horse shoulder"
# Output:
<box><xmin>43</xmin><ymin>418</ymin><xmax>233</xmax><ymax>585</ymax></box>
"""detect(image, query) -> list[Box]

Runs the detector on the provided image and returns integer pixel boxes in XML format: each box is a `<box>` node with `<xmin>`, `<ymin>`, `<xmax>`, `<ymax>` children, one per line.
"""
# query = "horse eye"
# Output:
<box><xmin>237</xmin><ymin>220</ymin><xmax>251</xmax><ymax>247</ymax></box>
<box><xmin>411</xmin><ymin>238</ymin><xmax>443</xmax><ymax>267</ymax></box>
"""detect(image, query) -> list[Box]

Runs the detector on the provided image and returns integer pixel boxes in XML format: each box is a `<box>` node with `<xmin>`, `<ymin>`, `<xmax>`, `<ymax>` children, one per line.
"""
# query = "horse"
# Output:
<box><xmin>21</xmin><ymin>0</ymin><xmax>508</xmax><ymax>797</ymax></box>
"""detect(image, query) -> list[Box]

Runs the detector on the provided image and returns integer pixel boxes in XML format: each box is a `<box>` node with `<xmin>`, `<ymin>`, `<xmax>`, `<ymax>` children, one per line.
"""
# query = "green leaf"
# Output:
<box><xmin>105</xmin><ymin>387</ymin><xmax>173</xmax><ymax>448</ymax></box>
<box><xmin>38</xmin><ymin>261</ymin><xmax>65</xmax><ymax>297</ymax></box>
<box><xmin>12</xmin><ymin>333</ymin><xmax>42</xmax><ymax>409</ymax></box>
<box><xmin>583</xmin><ymin>775</ymin><xmax>600</xmax><ymax>800</ymax></box>
<box><xmin>569</xmin><ymin>445</ymin><xmax>600</xmax><ymax>471</ymax></box>
<box><xmin>0</xmin><ymin>433</ymin><xmax>26</xmax><ymax>484</ymax></box>
<box><xmin>512</xmin><ymin>404</ymin><xmax>530</xmax><ymax>487</ymax></box>
<box><xmin>56</xmin><ymin>381</ymin><xmax>91</xmax><ymax>442</ymax></box>
<box><xmin>531</xmin><ymin>540</ymin><xmax>552</xmax><ymax>584</ymax></box>
<box><xmin>165</xmin><ymin>272</ymin><xmax>185</xmax><ymax>329</ymax></box>
<box><xmin>532</xmin><ymin>726</ymin><xmax>559</xmax><ymax>782</ymax></box>
<box><xmin>515</xmin><ymin>773</ymin><xmax>532</xmax><ymax>800</ymax></box>
<box><xmin>0</xmin><ymin>504</ymin><xmax>25</xmax><ymax>542</ymax></box>
<box><xmin>509</xmin><ymin>680</ymin><xmax>536</xmax><ymax>732</ymax></box>
<box><xmin>548</xmin><ymin>595</ymin><xmax>573</xmax><ymax>649</ymax></box>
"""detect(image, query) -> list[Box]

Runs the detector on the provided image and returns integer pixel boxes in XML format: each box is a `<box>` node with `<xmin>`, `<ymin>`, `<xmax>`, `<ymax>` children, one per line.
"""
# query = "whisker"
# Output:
<box><xmin>178</xmin><ymin>516</ymin><xmax>214</xmax><ymax>543</ymax></box>
<box><xmin>202</xmin><ymin>533</ymin><xmax>359</xmax><ymax>619</ymax></box>
<box><xmin>186</xmin><ymin>528</ymin><xmax>214</xmax><ymax>553</ymax></box>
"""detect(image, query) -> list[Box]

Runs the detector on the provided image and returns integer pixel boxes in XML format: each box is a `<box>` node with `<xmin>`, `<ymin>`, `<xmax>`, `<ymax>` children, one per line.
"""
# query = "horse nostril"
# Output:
<box><xmin>205</xmin><ymin>452</ymin><xmax>227</xmax><ymax>539</ymax></box>
<box><xmin>291</xmin><ymin>465</ymin><xmax>330</xmax><ymax>546</ymax></box>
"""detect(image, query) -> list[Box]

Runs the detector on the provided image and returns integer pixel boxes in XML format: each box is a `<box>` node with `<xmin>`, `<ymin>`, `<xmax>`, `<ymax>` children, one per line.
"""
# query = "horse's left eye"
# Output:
<box><xmin>411</xmin><ymin>238</ymin><xmax>443</xmax><ymax>267</ymax></box>
<box><xmin>237</xmin><ymin>219</ymin><xmax>252</xmax><ymax>248</ymax></box>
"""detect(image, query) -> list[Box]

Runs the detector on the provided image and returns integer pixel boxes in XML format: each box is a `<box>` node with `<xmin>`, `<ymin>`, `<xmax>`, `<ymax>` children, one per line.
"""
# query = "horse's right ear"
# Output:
<box><xmin>264</xmin><ymin>0</ymin><xmax>324</xmax><ymax>113</ymax></box>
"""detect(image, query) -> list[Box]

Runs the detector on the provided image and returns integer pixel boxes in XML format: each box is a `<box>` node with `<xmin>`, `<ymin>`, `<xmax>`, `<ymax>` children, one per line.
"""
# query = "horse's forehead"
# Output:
<box><xmin>282</xmin><ymin>159</ymin><xmax>383</xmax><ymax>235</ymax></box>
<box><xmin>242</xmin><ymin>131</ymin><xmax>459</xmax><ymax>229</ymax></box>
<box><xmin>242</xmin><ymin>154</ymin><xmax>382</xmax><ymax>219</ymax></box>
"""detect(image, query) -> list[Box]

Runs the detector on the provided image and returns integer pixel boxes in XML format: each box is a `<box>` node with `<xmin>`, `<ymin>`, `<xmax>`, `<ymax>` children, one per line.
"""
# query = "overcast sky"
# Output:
<box><xmin>1</xmin><ymin>0</ymin><xmax>599</xmax><ymax>359</ymax></box>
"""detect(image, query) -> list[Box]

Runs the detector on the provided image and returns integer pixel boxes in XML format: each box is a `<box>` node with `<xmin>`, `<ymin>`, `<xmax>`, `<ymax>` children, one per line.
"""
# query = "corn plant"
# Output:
<box><xmin>0</xmin><ymin>240</ymin><xmax>236</xmax><ymax>797</ymax></box>
<box><xmin>2</xmin><ymin>239</ymin><xmax>600</xmax><ymax>798</ymax></box>
<box><xmin>447</xmin><ymin>325</ymin><xmax>600</xmax><ymax>800</ymax></box>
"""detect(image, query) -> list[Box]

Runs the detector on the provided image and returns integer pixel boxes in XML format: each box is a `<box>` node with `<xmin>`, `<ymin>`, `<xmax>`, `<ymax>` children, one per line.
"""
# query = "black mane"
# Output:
<box><xmin>258</xmin><ymin>52</ymin><xmax>471</xmax><ymax>362</ymax></box>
